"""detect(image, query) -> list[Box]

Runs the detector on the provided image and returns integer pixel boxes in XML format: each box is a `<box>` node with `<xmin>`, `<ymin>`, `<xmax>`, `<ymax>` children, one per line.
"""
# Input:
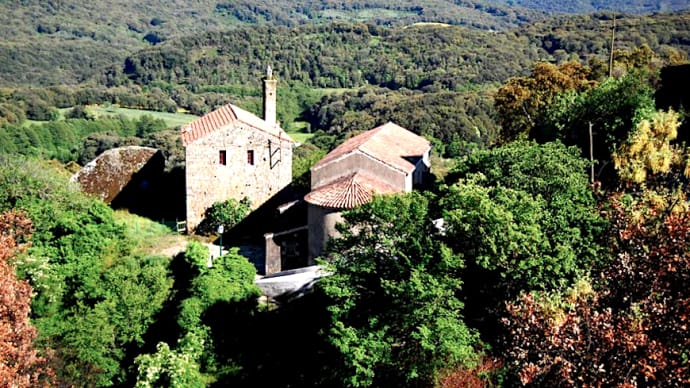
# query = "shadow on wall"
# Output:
<box><xmin>217</xmin><ymin>183</ymin><xmax>309</xmax><ymax>275</ymax></box>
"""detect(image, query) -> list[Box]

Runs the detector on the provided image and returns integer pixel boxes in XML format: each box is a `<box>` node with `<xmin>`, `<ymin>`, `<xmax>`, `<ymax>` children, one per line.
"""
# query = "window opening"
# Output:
<box><xmin>247</xmin><ymin>150</ymin><xmax>255</xmax><ymax>165</ymax></box>
<box><xmin>219</xmin><ymin>150</ymin><xmax>227</xmax><ymax>165</ymax></box>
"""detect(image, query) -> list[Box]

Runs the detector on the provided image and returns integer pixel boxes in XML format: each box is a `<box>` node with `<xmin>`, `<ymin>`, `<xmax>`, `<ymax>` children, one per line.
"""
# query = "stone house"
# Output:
<box><xmin>304</xmin><ymin>122</ymin><xmax>432</xmax><ymax>260</ymax></box>
<box><xmin>181</xmin><ymin>69</ymin><xmax>294</xmax><ymax>231</ymax></box>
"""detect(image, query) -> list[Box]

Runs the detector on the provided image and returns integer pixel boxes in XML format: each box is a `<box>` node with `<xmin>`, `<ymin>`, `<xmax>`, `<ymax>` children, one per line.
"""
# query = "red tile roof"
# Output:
<box><xmin>312</xmin><ymin>122</ymin><xmax>431</xmax><ymax>174</ymax></box>
<box><xmin>180</xmin><ymin>103</ymin><xmax>293</xmax><ymax>146</ymax></box>
<box><xmin>304</xmin><ymin>171</ymin><xmax>399</xmax><ymax>209</ymax></box>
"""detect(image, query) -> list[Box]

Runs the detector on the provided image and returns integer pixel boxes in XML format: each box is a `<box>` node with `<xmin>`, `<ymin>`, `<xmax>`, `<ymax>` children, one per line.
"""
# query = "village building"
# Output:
<box><xmin>304</xmin><ymin>122</ymin><xmax>432</xmax><ymax>260</ymax></box>
<box><xmin>180</xmin><ymin>68</ymin><xmax>294</xmax><ymax>231</ymax></box>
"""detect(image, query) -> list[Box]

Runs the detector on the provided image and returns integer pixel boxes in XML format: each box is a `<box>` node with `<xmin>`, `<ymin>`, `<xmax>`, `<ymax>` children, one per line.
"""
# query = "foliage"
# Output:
<box><xmin>502</xmin><ymin>194</ymin><xmax>690</xmax><ymax>386</ymax></box>
<box><xmin>443</xmin><ymin>141</ymin><xmax>604</xmax><ymax>291</ymax></box>
<box><xmin>0</xmin><ymin>156</ymin><xmax>173</xmax><ymax>386</ymax></box>
<box><xmin>320</xmin><ymin>192</ymin><xmax>481</xmax><ymax>387</ymax></box>
<box><xmin>134</xmin><ymin>333</ymin><xmax>206</xmax><ymax>388</ymax></box>
<box><xmin>436</xmin><ymin>357</ymin><xmax>503</xmax><ymax>388</ymax></box>
<box><xmin>307</xmin><ymin>88</ymin><xmax>499</xmax><ymax>152</ymax></box>
<box><xmin>543</xmin><ymin>72</ymin><xmax>656</xmax><ymax>168</ymax></box>
<box><xmin>292</xmin><ymin>142</ymin><xmax>326</xmax><ymax>191</ymax></box>
<box><xmin>0</xmin><ymin>210</ymin><xmax>55</xmax><ymax>387</ymax></box>
<box><xmin>613</xmin><ymin>108</ymin><xmax>687</xmax><ymax>186</ymax></box>
<box><xmin>494</xmin><ymin>61</ymin><xmax>594</xmax><ymax>142</ymax></box>
<box><xmin>0</xmin><ymin>114</ymin><xmax>171</xmax><ymax>165</ymax></box>
<box><xmin>136</xmin><ymin>242</ymin><xmax>260</xmax><ymax>386</ymax></box>
<box><xmin>196</xmin><ymin>197</ymin><xmax>251</xmax><ymax>235</ymax></box>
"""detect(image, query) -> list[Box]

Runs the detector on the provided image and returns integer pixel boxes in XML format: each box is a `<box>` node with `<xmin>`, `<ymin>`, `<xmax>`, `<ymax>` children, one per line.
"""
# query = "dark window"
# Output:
<box><xmin>219</xmin><ymin>150</ymin><xmax>226</xmax><ymax>165</ymax></box>
<box><xmin>247</xmin><ymin>150</ymin><xmax>254</xmax><ymax>165</ymax></box>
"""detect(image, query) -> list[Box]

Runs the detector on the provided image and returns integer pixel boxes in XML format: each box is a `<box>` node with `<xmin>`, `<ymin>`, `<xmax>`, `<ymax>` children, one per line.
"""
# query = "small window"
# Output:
<box><xmin>247</xmin><ymin>150</ymin><xmax>254</xmax><ymax>165</ymax></box>
<box><xmin>219</xmin><ymin>150</ymin><xmax>226</xmax><ymax>165</ymax></box>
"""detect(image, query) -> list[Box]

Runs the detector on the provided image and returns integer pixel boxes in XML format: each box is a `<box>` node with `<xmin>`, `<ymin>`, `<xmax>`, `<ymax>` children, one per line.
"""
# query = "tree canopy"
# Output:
<box><xmin>319</xmin><ymin>192</ymin><xmax>481</xmax><ymax>386</ymax></box>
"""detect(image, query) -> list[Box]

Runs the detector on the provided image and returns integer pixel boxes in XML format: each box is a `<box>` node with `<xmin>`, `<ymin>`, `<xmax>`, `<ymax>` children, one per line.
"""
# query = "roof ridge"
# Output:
<box><xmin>181</xmin><ymin>103</ymin><xmax>294</xmax><ymax>146</ymax></box>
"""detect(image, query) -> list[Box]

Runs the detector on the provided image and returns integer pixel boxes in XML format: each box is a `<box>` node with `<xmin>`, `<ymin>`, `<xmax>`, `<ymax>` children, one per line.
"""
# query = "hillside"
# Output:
<box><xmin>105</xmin><ymin>12</ymin><xmax>690</xmax><ymax>94</ymax></box>
<box><xmin>2</xmin><ymin>0</ymin><xmax>688</xmax><ymax>87</ymax></box>
<box><xmin>0</xmin><ymin>0</ymin><xmax>538</xmax><ymax>86</ymax></box>
<box><xmin>485</xmin><ymin>0</ymin><xmax>690</xmax><ymax>14</ymax></box>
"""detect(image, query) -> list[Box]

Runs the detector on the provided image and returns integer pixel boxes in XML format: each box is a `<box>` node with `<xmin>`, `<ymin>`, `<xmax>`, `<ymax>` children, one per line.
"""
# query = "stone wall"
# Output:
<box><xmin>307</xmin><ymin>203</ymin><xmax>343</xmax><ymax>261</ymax></box>
<box><xmin>185</xmin><ymin>122</ymin><xmax>293</xmax><ymax>231</ymax></box>
<box><xmin>311</xmin><ymin>152</ymin><xmax>407</xmax><ymax>190</ymax></box>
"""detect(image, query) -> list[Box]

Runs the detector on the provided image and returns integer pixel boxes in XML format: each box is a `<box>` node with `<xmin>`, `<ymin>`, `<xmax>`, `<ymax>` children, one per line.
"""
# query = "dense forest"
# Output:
<box><xmin>1</xmin><ymin>0</ymin><xmax>690</xmax><ymax>386</ymax></box>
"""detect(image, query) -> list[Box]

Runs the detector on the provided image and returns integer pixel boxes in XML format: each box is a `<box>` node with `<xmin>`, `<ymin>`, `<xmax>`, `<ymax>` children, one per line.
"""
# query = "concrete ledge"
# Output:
<box><xmin>255</xmin><ymin>265</ymin><xmax>329</xmax><ymax>298</ymax></box>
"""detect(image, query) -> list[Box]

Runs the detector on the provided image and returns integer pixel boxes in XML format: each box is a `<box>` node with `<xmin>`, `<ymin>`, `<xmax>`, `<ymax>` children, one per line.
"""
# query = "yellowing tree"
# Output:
<box><xmin>613</xmin><ymin>109</ymin><xmax>686</xmax><ymax>185</ymax></box>
<box><xmin>494</xmin><ymin>61</ymin><xmax>594</xmax><ymax>142</ymax></box>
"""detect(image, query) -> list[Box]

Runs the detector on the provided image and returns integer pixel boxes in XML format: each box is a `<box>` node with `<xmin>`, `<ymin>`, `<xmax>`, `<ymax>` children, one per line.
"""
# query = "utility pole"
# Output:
<box><xmin>589</xmin><ymin>121</ymin><xmax>594</xmax><ymax>183</ymax></box>
<box><xmin>609</xmin><ymin>13</ymin><xmax>616</xmax><ymax>78</ymax></box>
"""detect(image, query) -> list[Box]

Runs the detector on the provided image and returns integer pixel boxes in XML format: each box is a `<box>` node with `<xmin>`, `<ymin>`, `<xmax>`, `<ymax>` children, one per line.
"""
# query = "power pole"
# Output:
<box><xmin>609</xmin><ymin>13</ymin><xmax>616</xmax><ymax>78</ymax></box>
<box><xmin>589</xmin><ymin>121</ymin><xmax>594</xmax><ymax>183</ymax></box>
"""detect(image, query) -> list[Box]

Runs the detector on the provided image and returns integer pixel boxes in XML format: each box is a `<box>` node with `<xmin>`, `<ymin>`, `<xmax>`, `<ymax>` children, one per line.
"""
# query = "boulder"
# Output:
<box><xmin>71</xmin><ymin>146</ymin><xmax>164</xmax><ymax>204</ymax></box>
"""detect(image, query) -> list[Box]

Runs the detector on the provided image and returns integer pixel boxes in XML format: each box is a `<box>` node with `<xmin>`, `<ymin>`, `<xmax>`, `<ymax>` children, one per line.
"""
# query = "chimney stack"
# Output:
<box><xmin>263</xmin><ymin>65</ymin><xmax>277</xmax><ymax>126</ymax></box>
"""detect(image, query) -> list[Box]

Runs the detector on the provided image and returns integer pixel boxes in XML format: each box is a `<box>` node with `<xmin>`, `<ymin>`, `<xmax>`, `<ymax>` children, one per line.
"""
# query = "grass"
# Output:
<box><xmin>286</xmin><ymin>121</ymin><xmax>315</xmax><ymax>144</ymax></box>
<box><xmin>88</xmin><ymin>105</ymin><xmax>198</xmax><ymax>128</ymax></box>
<box><xmin>114</xmin><ymin>210</ymin><xmax>188</xmax><ymax>257</ymax></box>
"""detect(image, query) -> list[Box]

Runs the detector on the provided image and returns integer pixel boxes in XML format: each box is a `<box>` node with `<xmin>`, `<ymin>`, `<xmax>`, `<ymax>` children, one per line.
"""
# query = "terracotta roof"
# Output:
<box><xmin>312</xmin><ymin>122</ymin><xmax>431</xmax><ymax>174</ymax></box>
<box><xmin>304</xmin><ymin>171</ymin><xmax>399</xmax><ymax>209</ymax></box>
<box><xmin>180</xmin><ymin>104</ymin><xmax>293</xmax><ymax>146</ymax></box>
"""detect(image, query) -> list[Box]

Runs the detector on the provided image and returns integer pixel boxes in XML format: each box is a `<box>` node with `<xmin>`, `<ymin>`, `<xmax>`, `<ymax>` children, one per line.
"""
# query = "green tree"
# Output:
<box><xmin>136</xmin><ymin>242</ymin><xmax>260</xmax><ymax>386</ymax></box>
<box><xmin>441</xmin><ymin>141</ymin><xmax>605</xmax><ymax>339</ymax></box>
<box><xmin>196</xmin><ymin>197</ymin><xmax>251</xmax><ymax>235</ymax></box>
<box><xmin>320</xmin><ymin>192</ymin><xmax>480</xmax><ymax>387</ymax></box>
<box><xmin>0</xmin><ymin>157</ymin><xmax>173</xmax><ymax>386</ymax></box>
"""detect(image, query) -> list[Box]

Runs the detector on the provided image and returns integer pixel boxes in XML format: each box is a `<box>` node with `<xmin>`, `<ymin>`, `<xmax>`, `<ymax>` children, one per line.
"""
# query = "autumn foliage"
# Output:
<box><xmin>502</xmin><ymin>195</ymin><xmax>690</xmax><ymax>386</ymax></box>
<box><xmin>0</xmin><ymin>210</ymin><xmax>54</xmax><ymax>387</ymax></box>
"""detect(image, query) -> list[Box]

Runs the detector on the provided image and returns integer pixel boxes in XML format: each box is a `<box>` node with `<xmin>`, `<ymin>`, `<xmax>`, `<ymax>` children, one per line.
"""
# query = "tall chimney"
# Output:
<box><xmin>263</xmin><ymin>65</ymin><xmax>277</xmax><ymax>126</ymax></box>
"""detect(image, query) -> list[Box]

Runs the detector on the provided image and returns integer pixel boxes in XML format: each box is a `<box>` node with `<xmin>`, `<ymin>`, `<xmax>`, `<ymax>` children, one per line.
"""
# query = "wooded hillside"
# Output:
<box><xmin>0</xmin><ymin>0</ymin><xmax>688</xmax><ymax>86</ymax></box>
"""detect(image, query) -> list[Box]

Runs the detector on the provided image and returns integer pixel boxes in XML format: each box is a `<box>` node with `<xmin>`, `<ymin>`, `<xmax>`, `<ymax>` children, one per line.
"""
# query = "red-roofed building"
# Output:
<box><xmin>181</xmin><ymin>68</ymin><xmax>294</xmax><ymax>231</ymax></box>
<box><xmin>305</xmin><ymin>122</ymin><xmax>431</xmax><ymax>259</ymax></box>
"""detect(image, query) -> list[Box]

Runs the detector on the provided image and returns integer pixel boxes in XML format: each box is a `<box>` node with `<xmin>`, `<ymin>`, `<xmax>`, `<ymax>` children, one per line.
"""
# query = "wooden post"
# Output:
<box><xmin>609</xmin><ymin>13</ymin><xmax>616</xmax><ymax>78</ymax></box>
<box><xmin>589</xmin><ymin>121</ymin><xmax>594</xmax><ymax>183</ymax></box>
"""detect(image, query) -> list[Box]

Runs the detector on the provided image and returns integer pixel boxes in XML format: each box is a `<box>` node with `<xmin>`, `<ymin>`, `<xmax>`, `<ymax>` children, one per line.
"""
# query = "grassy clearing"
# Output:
<box><xmin>430</xmin><ymin>154</ymin><xmax>459</xmax><ymax>181</ymax></box>
<box><xmin>88</xmin><ymin>105</ymin><xmax>198</xmax><ymax>128</ymax></box>
<box><xmin>286</xmin><ymin>121</ymin><xmax>315</xmax><ymax>144</ymax></box>
<box><xmin>114</xmin><ymin>210</ymin><xmax>187</xmax><ymax>257</ymax></box>
<box><xmin>320</xmin><ymin>8</ymin><xmax>416</xmax><ymax>22</ymax></box>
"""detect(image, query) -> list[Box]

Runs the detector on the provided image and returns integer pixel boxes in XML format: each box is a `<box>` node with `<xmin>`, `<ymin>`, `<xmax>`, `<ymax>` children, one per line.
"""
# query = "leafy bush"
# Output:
<box><xmin>0</xmin><ymin>156</ymin><xmax>173</xmax><ymax>386</ymax></box>
<box><xmin>196</xmin><ymin>197</ymin><xmax>251</xmax><ymax>235</ymax></box>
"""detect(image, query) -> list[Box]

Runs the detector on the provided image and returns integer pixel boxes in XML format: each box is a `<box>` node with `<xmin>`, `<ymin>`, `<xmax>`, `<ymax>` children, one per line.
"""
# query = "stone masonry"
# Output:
<box><xmin>184</xmin><ymin>122</ymin><xmax>293</xmax><ymax>230</ymax></box>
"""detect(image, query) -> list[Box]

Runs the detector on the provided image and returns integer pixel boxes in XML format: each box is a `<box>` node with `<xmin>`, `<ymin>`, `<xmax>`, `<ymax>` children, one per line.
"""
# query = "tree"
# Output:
<box><xmin>502</xmin><ymin>194</ymin><xmax>690</xmax><ymax>386</ymax></box>
<box><xmin>0</xmin><ymin>210</ymin><xmax>54</xmax><ymax>387</ymax></box>
<box><xmin>494</xmin><ymin>62</ymin><xmax>594</xmax><ymax>143</ymax></box>
<box><xmin>0</xmin><ymin>157</ymin><xmax>173</xmax><ymax>386</ymax></box>
<box><xmin>613</xmin><ymin>108</ymin><xmax>686</xmax><ymax>187</ymax></box>
<box><xmin>196</xmin><ymin>197</ymin><xmax>252</xmax><ymax>235</ymax></box>
<box><xmin>136</xmin><ymin>242</ymin><xmax>260</xmax><ymax>386</ymax></box>
<box><xmin>319</xmin><ymin>192</ymin><xmax>480</xmax><ymax>387</ymax></box>
<box><xmin>440</xmin><ymin>141</ymin><xmax>605</xmax><ymax>342</ymax></box>
<box><xmin>443</xmin><ymin>141</ymin><xmax>604</xmax><ymax>292</ymax></box>
<box><xmin>542</xmin><ymin>73</ymin><xmax>656</xmax><ymax>184</ymax></box>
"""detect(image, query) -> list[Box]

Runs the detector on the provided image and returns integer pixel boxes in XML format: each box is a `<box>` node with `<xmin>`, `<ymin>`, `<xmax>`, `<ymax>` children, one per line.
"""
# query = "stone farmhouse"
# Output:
<box><xmin>304</xmin><ymin>122</ymin><xmax>432</xmax><ymax>260</ymax></box>
<box><xmin>180</xmin><ymin>68</ymin><xmax>294</xmax><ymax>231</ymax></box>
